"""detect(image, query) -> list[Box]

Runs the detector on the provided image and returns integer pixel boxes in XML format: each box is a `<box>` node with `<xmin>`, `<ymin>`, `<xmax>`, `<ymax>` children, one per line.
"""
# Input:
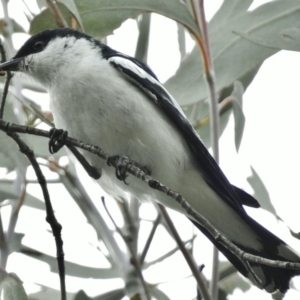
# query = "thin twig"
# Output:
<box><xmin>192</xmin><ymin>0</ymin><xmax>220</xmax><ymax>298</ymax></box>
<box><xmin>2</xmin><ymin>122</ymin><xmax>300</xmax><ymax>275</ymax></box>
<box><xmin>140</xmin><ymin>215</ymin><xmax>161</xmax><ymax>265</ymax></box>
<box><xmin>102</xmin><ymin>197</ymin><xmax>151</xmax><ymax>300</ymax></box>
<box><xmin>118</xmin><ymin>199</ymin><xmax>139</xmax><ymax>256</ymax></box>
<box><xmin>0</xmin><ymin>38</ymin><xmax>13</xmax><ymax>118</ymax></box>
<box><xmin>5</xmin><ymin>129</ymin><xmax>66</xmax><ymax>300</ymax></box>
<box><xmin>158</xmin><ymin>204</ymin><xmax>211</xmax><ymax>300</ymax></box>
<box><xmin>46</xmin><ymin>0</ymin><xmax>68</xmax><ymax>28</ymax></box>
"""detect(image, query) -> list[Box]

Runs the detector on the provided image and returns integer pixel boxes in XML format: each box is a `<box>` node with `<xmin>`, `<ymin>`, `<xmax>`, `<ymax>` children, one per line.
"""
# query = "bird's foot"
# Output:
<box><xmin>49</xmin><ymin>128</ymin><xmax>68</xmax><ymax>154</ymax></box>
<box><xmin>107</xmin><ymin>155</ymin><xmax>133</xmax><ymax>185</ymax></box>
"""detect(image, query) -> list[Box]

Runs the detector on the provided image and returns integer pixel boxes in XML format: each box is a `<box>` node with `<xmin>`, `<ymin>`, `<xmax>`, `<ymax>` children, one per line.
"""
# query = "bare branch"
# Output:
<box><xmin>1</xmin><ymin>121</ymin><xmax>300</xmax><ymax>277</ymax></box>
<box><xmin>140</xmin><ymin>214</ymin><xmax>161</xmax><ymax>265</ymax></box>
<box><xmin>158</xmin><ymin>204</ymin><xmax>211</xmax><ymax>300</ymax></box>
<box><xmin>5</xmin><ymin>129</ymin><xmax>66</xmax><ymax>300</ymax></box>
<box><xmin>102</xmin><ymin>197</ymin><xmax>151</xmax><ymax>300</ymax></box>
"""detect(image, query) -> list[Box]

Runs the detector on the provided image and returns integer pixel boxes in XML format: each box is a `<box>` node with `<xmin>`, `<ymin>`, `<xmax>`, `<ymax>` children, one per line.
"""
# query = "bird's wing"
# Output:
<box><xmin>106</xmin><ymin>54</ymin><xmax>250</xmax><ymax>211</ymax></box>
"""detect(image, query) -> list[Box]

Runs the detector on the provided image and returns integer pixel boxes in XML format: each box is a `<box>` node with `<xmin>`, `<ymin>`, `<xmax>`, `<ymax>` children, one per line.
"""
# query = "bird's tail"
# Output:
<box><xmin>190</xmin><ymin>216</ymin><xmax>300</xmax><ymax>293</ymax></box>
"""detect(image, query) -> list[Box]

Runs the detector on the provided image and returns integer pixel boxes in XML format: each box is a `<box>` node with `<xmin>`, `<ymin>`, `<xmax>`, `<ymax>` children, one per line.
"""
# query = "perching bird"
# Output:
<box><xmin>1</xmin><ymin>28</ymin><xmax>299</xmax><ymax>293</ymax></box>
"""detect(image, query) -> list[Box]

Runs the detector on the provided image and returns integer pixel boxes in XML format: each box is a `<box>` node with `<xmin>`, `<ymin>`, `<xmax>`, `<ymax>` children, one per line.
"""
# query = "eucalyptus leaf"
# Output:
<box><xmin>0</xmin><ymin>18</ymin><xmax>25</xmax><ymax>37</ymax></box>
<box><xmin>235</xmin><ymin>27</ymin><xmax>300</xmax><ymax>52</ymax></box>
<box><xmin>165</xmin><ymin>0</ymin><xmax>300</xmax><ymax>106</ymax></box>
<box><xmin>0</xmin><ymin>99</ymin><xmax>29</xmax><ymax>173</ymax></box>
<box><xmin>209</xmin><ymin>0</ymin><xmax>253</xmax><ymax>32</ymax></box>
<box><xmin>177</xmin><ymin>23</ymin><xmax>186</xmax><ymax>61</ymax></box>
<box><xmin>219</xmin><ymin>271</ymin><xmax>251</xmax><ymax>295</ymax></box>
<box><xmin>30</xmin><ymin>3</ymin><xmax>75</xmax><ymax>35</ymax></box>
<box><xmin>29</xmin><ymin>284</ymin><xmax>75</xmax><ymax>300</ymax></box>
<box><xmin>230</xmin><ymin>81</ymin><xmax>245</xmax><ymax>151</ymax></box>
<box><xmin>36</xmin><ymin>0</ymin><xmax>46</xmax><ymax>10</ymax></box>
<box><xmin>30</xmin><ymin>0</ymin><xmax>199</xmax><ymax>38</ymax></box>
<box><xmin>59</xmin><ymin>0</ymin><xmax>84</xmax><ymax>30</ymax></box>
<box><xmin>0</xmin><ymin>184</ymin><xmax>45</xmax><ymax>210</ymax></box>
<box><xmin>247</xmin><ymin>166</ymin><xmax>278</xmax><ymax>218</ymax></box>
<box><xmin>0</xmin><ymin>273</ymin><xmax>28</xmax><ymax>300</ymax></box>
<box><xmin>150</xmin><ymin>287</ymin><xmax>171</xmax><ymax>300</ymax></box>
<box><xmin>11</xmin><ymin>233</ymin><xmax>25</xmax><ymax>253</ymax></box>
<box><xmin>75</xmin><ymin>289</ymin><xmax>125</xmax><ymax>300</ymax></box>
<box><xmin>20</xmin><ymin>245</ymin><xmax>118</xmax><ymax>279</ymax></box>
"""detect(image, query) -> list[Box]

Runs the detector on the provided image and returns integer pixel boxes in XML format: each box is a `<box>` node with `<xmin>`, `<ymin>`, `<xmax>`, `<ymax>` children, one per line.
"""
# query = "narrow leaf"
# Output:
<box><xmin>230</xmin><ymin>81</ymin><xmax>245</xmax><ymax>151</ymax></box>
<box><xmin>30</xmin><ymin>0</ymin><xmax>199</xmax><ymax>38</ymax></box>
<box><xmin>75</xmin><ymin>289</ymin><xmax>125</xmax><ymax>300</ymax></box>
<box><xmin>247</xmin><ymin>166</ymin><xmax>278</xmax><ymax>217</ymax></box>
<box><xmin>150</xmin><ymin>287</ymin><xmax>171</xmax><ymax>300</ymax></box>
<box><xmin>20</xmin><ymin>245</ymin><xmax>118</xmax><ymax>279</ymax></box>
<box><xmin>59</xmin><ymin>0</ymin><xmax>84</xmax><ymax>30</ymax></box>
<box><xmin>165</xmin><ymin>0</ymin><xmax>300</xmax><ymax>106</ymax></box>
<box><xmin>0</xmin><ymin>272</ymin><xmax>28</xmax><ymax>300</ymax></box>
<box><xmin>177</xmin><ymin>23</ymin><xmax>186</xmax><ymax>61</ymax></box>
<box><xmin>235</xmin><ymin>27</ymin><xmax>300</xmax><ymax>52</ymax></box>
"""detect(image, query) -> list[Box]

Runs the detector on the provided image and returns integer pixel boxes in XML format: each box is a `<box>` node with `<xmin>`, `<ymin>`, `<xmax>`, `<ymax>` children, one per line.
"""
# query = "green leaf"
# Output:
<box><xmin>150</xmin><ymin>287</ymin><xmax>171</xmax><ymax>300</ymax></box>
<box><xmin>28</xmin><ymin>284</ymin><xmax>75</xmax><ymax>300</ymax></box>
<box><xmin>0</xmin><ymin>18</ymin><xmax>25</xmax><ymax>37</ymax></box>
<box><xmin>177</xmin><ymin>23</ymin><xmax>186</xmax><ymax>61</ymax></box>
<box><xmin>30</xmin><ymin>3</ymin><xmax>75</xmax><ymax>35</ymax></box>
<box><xmin>230</xmin><ymin>81</ymin><xmax>245</xmax><ymax>151</ymax></box>
<box><xmin>10</xmin><ymin>233</ymin><xmax>25</xmax><ymax>253</ymax></box>
<box><xmin>74</xmin><ymin>289</ymin><xmax>125</xmax><ymax>300</ymax></box>
<box><xmin>165</xmin><ymin>0</ymin><xmax>300</xmax><ymax>106</ymax></box>
<box><xmin>36</xmin><ymin>0</ymin><xmax>46</xmax><ymax>10</ymax></box>
<box><xmin>30</xmin><ymin>0</ymin><xmax>198</xmax><ymax>38</ymax></box>
<box><xmin>0</xmin><ymin>272</ymin><xmax>28</xmax><ymax>300</ymax></box>
<box><xmin>247</xmin><ymin>166</ymin><xmax>278</xmax><ymax>218</ymax></box>
<box><xmin>20</xmin><ymin>245</ymin><xmax>118</xmax><ymax>279</ymax></box>
<box><xmin>0</xmin><ymin>99</ymin><xmax>29</xmax><ymax>172</ymax></box>
<box><xmin>59</xmin><ymin>0</ymin><xmax>84</xmax><ymax>30</ymax></box>
<box><xmin>235</xmin><ymin>27</ymin><xmax>300</xmax><ymax>52</ymax></box>
<box><xmin>209</xmin><ymin>0</ymin><xmax>253</xmax><ymax>32</ymax></box>
<box><xmin>0</xmin><ymin>184</ymin><xmax>45</xmax><ymax>211</ymax></box>
<box><xmin>194</xmin><ymin>106</ymin><xmax>232</xmax><ymax>149</ymax></box>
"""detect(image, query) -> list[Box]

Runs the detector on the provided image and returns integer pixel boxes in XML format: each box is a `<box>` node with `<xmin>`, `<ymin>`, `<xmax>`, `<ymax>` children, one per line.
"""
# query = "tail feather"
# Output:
<box><xmin>190</xmin><ymin>216</ymin><xmax>300</xmax><ymax>293</ymax></box>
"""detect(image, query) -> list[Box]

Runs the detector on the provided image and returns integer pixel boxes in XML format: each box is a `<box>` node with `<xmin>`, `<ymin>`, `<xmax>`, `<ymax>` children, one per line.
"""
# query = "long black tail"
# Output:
<box><xmin>190</xmin><ymin>215</ymin><xmax>300</xmax><ymax>293</ymax></box>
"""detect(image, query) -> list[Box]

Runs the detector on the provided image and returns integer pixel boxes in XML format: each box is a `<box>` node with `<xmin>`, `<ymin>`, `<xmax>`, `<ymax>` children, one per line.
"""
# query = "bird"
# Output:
<box><xmin>0</xmin><ymin>28</ymin><xmax>299</xmax><ymax>294</ymax></box>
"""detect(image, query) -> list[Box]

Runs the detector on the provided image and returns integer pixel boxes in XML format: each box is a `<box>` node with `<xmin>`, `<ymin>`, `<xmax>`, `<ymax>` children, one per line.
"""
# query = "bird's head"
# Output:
<box><xmin>0</xmin><ymin>28</ymin><xmax>100</xmax><ymax>87</ymax></box>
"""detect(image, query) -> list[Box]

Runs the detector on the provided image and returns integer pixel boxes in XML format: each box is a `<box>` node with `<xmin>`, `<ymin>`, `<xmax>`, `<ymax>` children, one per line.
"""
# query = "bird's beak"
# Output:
<box><xmin>0</xmin><ymin>57</ymin><xmax>24</xmax><ymax>72</ymax></box>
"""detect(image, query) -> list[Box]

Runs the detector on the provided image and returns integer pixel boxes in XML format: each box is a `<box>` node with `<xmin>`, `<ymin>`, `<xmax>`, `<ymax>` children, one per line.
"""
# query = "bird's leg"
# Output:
<box><xmin>107</xmin><ymin>155</ymin><xmax>151</xmax><ymax>185</ymax></box>
<box><xmin>49</xmin><ymin>128</ymin><xmax>101</xmax><ymax>180</ymax></box>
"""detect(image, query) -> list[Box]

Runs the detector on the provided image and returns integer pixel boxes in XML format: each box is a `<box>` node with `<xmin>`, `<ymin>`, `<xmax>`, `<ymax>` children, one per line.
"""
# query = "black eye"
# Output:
<box><xmin>33</xmin><ymin>41</ymin><xmax>44</xmax><ymax>50</ymax></box>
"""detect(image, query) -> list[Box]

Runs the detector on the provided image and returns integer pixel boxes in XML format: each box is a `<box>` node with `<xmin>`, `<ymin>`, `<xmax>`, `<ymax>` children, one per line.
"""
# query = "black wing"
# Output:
<box><xmin>106</xmin><ymin>54</ymin><xmax>255</xmax><ymax>212</ymax></box>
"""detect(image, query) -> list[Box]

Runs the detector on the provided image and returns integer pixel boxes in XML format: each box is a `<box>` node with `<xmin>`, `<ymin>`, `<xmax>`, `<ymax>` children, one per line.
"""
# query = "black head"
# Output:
<box><xmin>14</xmin><ymin>28</ymin><xmax>91</xmax><ymax>59</ymax></box>
<box><xmin>0</xmin><ymin>28</ymin><xmax>93</xmax><ymax>72</ymax></box>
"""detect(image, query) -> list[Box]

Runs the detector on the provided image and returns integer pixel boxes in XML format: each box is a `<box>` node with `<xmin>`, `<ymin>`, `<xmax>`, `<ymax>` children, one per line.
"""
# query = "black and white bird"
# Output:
<box><xmin>1</xmin><ymin>28</ymin><xmax>299</xmax><ymax>293</ymax></box>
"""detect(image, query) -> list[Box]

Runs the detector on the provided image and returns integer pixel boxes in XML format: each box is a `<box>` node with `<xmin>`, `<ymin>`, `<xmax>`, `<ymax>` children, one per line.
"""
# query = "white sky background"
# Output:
<box><xmin>2</xmin><ymin>0</ymin><xmax>300</xmax><ymax>299</ymax></box>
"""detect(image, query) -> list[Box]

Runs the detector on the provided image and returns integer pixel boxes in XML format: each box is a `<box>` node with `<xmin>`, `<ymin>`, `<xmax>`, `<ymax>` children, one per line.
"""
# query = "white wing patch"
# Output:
<box><xmin>107</xmin><ymin>56</ymin><xmax>186</xmax><ymax>117</ymax></box>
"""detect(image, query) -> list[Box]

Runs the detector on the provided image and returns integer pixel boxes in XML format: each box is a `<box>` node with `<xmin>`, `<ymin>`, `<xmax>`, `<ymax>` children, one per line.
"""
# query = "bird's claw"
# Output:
<box><xmin>49</xmin><ymin>128</ymin><xmax>68</xmax><ymax>154</ymax></box>
<box><xmin>107</xmin><ymin>155</ymin><xmax>132</xmax><ymax>185</ymax></box>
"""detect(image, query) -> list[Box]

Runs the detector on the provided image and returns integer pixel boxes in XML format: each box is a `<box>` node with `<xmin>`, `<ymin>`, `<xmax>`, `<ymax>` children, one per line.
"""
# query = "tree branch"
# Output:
<box><xmin>5</xmin><ymin>128</ymin><xmax>66</xmax><ymax>300</ymax></box>
<box><xmin>1</xmin><ymin>121</ymin><xmax>300</xmax><ymax>279</ymax></box>
<box><xmin>158</xmin><ymin>204</ymin><xmax>211</xmax><ymax>300</ymax></box>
